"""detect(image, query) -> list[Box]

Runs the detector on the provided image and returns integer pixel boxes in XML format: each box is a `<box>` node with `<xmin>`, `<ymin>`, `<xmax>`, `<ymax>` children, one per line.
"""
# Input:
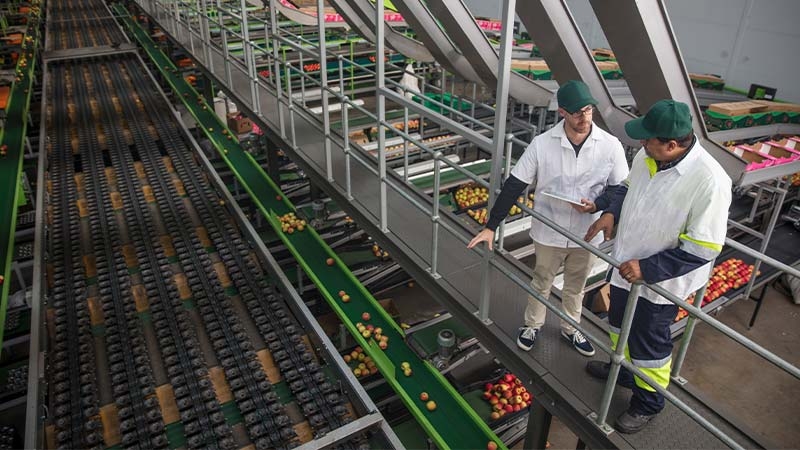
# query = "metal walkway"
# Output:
<box><xmin>134</xmin><ymin>2</ymin><xmax>772</xmax><ymax>448</ymax></box>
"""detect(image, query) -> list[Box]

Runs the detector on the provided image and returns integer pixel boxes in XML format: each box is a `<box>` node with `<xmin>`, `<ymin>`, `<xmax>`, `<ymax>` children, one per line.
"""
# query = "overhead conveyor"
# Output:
<box><xmin>513</xmin><ymin>0</ymin><xmax>636</xmax><ymax>145</ymax></box>
<box><xmin>588</xmin><ymin>0</ymin><xmax>800</xmax><ymax>185</ymax></box>
<box><xmin>329</xmin><ymin>0</ymin><xmax>434</xmax><ymax>62</ymax></box>
<box><xmin>422</xmin><ymin>0</ymin><xmax>553</xmax><ymax>106</ymax></box>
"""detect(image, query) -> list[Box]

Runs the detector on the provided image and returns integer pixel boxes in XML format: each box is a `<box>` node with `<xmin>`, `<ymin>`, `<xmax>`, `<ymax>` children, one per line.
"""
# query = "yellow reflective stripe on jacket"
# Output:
<box><xmin>645</xmin><ymin>157</ymin><xmax>658</xmax><ymax>178</ymax></box>
<box><xmin>679</xmin><ymin>233</ymin><xmax>723</xmax><ymax>252</ymax></box>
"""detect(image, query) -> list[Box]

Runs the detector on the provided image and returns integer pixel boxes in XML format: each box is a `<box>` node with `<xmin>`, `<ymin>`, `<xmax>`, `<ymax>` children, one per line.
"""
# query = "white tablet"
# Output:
<box><xmin>540</xmin><ymin>191</ymin><xmax>584</xmax><ymax>206</ymax></box>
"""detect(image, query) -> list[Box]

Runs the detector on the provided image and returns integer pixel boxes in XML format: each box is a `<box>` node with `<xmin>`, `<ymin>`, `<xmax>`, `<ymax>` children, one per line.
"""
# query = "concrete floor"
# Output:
<box><xmin>384</xmin><ymin>278</ymin><xmax>800</xmax><ymax>449</ymax></box>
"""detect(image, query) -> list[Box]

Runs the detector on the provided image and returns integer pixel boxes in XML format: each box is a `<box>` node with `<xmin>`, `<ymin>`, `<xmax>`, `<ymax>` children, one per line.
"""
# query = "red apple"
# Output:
<box><xmin>338</xmin><ymin>290</ymin><xmax>346</xmax><ymax>297</ymax></box>
<box><xmin>504</xmin><ymin>405</ymin><xmax>514</xmax><ymax>413</ymax></box>
<box><xmin>487</xmin><ymin>442</ymin><xmax>498</xmax><ymax>450</ymax></box>
<box><xmin>326</xmin><ymin>258</ymin><xmax>335</xmax><ymax>266</ymax></box>
<box><xmin>483</xmin><ymin>391</ymin><xmax>492</xmax><ymax>400</ymax></box>
<box><xmin>489</xmin><ymin>412</ymin><xmax>500</xmax><ymax>421</ymax></box>
<box><xmin>361</xmin><ymin>312</ymin><xmax>371</xmax><ymax>321</ymax></box>
<box><xmin>420</xmin><ymin>392</ymin><xmax>429</xmax><ymax>401</ymax></box>
<box><xmin>504</xmin><ymin>374</ymin><xmax>515</xmax><ymax>383</ymax></box>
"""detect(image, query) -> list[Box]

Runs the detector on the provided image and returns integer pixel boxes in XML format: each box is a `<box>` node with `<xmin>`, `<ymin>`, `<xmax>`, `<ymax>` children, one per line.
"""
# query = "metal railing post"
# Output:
<box><xmin>342</xmin><ymin>95</ymin><xmax>353</xmax><ymax>200</ymax></box>
<box><xmin>496</xmin><ymin>133</ymin><xmax>515</xmax><ymax>251</ymax></box>
<box><xmin>743</xmin><ymin>184</ymin><xmax>787</xmax><ymax>302</ymax></box>
<box><xmin>269</xmin><ymin>0</ymin><xmax>285</xmax><ymax>137</ymax></box>
<box><xmin>430</xmin><ymin>151</ymin><xmax>442</xmax><ymax>278</ymax></box>
<box><xmin>316</xmin><ymin>0</ymin><xmax>333</xmax><ymax>182</ymax></box>
<box><xmin>376</xmin><ymin>0</ymin><xmax>388</xmax><ymax>232</ymax></box>
<box><xmin>478</xmin><ymin>0</ymin><xmax>516</xmax><ymax>322</ymax></box>
<box><xmin>594</xmin><ymin>283</ymin><xmax>642</xmax><ymax>429</ymax></box>
<box><xmin>671</xmin><ymin>259</ymin><xmax>715</xmax><ymax>383</ymax></box>
<box><xmin>285</xmin><ymin>64</ymin><xmax>297</xmax><ymax>148</ymax></box>
<box><xmin>239</xmin><ymin>0</ymin><xmax>259</xmax><ymax>112</ymax></box>
<box><xmin>403</xmin><ymin>104</ymin><xmax>409</xmax><ymax>183</ymax></box>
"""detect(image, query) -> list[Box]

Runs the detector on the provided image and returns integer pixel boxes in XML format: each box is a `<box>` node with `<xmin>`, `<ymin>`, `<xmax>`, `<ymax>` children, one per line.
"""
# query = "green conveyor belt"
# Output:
<box><xmin>118</xmin><ymin>6</ymin><xmax>505</xmax><ymax>449</ymax></box>
<box><xmin>0</xmin><ymin>0</ymin><xmax>39</xmax><ymax>348</ymax></box>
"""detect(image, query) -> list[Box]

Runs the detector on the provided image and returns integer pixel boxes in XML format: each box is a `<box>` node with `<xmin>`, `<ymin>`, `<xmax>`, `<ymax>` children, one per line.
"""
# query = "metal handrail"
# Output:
<box><xmin>151</xmin><ymin>2</ymin><xmax>800</xmax><ymax>447</ymax></box>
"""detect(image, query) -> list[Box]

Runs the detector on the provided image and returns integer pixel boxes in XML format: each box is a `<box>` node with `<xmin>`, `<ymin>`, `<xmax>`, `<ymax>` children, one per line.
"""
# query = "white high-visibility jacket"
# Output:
<box><xmin>511</xmin><ymin>121</ymin><xmax>629</xmax><ymax>248</ymax></box>
<box><xmin>610</xmin><ymin>140</ymin><xmax>732</xmax><ymax>305</ymax></box>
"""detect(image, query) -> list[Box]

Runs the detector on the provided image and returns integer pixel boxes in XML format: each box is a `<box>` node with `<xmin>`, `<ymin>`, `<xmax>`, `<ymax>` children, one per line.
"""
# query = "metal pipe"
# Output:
<box><xmin>670</xmin><ymin>257</ymin><xmax>715</xmax><ymax>382</ymax></box>
<box><xmin>403</xmin><ymin>104</ymin><xmax>409</xmax><ymax>184</ymax></box>
<box><xmin>342</xmin><ymin>94</ymin><xmax>353</xmax><ymax>200</ymax></box>
<box><xmin>596</xmin><ymin>283</ymin><xmax>641</xmax><ymax>426</ymax></box>
<box><xmin>316</xmin><ymin>0</ymin><xmax>333</xmax><ymax>182</ymax></box>
<box><xmin>269</xmin><ymin>0</ymin><xmax>285</xmax><ymax>137</ymax></box>
<box><xmin>285</xmin><ymin>64</ymin><xmax>297</xmax><ymax>148</ymax></box>
<box><xmin>497</xmin><ymin>133</ymin><xmax>514</xmax><ymax>251</ymax></box>
<box><xmin>430</xmin><ymin>151</ymin><xmax>442</xmax><ymax>277</ymax></box>
<box><xmin>479</xmin><ymin>0</ymin><xmax>517</xmax><ymax>322</ymax></box>
<box><xmin>743</xmin><ymin>185</ymin><xmax>787</xmax><ymax>300</ymax></box>
<box><xmin>376</xmin><ymin>0</ymin><xmax>388</xmax><ymax>232</ymax></box>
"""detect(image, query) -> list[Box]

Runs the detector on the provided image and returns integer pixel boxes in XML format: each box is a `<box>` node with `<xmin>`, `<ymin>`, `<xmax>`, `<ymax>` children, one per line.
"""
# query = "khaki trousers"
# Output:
<box><xmin>524</xmin><ymin>241</ymin><xmax>596</xmax><ymax>333</ymax></box>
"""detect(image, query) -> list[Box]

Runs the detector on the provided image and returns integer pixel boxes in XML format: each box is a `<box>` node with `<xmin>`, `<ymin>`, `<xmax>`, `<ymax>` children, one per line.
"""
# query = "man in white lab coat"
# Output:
<box><xmin>584</xmin><ymin>99</ymin><xmax>732</xmax><ymax>433</ymax></box>
<box><xmin>468</xmin><ymin>80</ymin><xmax>629</xmax><ymax>356</ymax></box>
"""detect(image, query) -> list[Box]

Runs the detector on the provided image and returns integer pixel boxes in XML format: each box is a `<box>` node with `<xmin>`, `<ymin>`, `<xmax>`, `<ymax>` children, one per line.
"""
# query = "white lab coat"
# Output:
<box><xmin>610</xmin><ymin>141</ymin><xmax>732</xmax><ymax>305</ymax></box>
<box><xmin>511</xmin><ymin>121</ymin><xmax>629</xmax><ymax>248</ymax></box>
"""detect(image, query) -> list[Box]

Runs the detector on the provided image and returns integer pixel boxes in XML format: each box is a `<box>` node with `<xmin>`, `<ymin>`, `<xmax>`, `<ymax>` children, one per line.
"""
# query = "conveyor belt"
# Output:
<box><xmin>44</xmin><ymin>51</ymin><xmax>361</xmax><ymax>449</ymax></box>
<box><xmin>47</xmin><ymin>0</ymin><xmax>126</xmax><ymax>51</ymax></box>
<box><xmin>118</xmin><ymin>8</ymin><xmax>505</xmax><ymax>449</ymax></box>
<box><xmin>139</xmin><ymin>5</ymin><xmax>770</xmax><ymax>449</ymax></box>
<box><xmin>0</xmin><ymin>0</ymin><xmax>39</xmax><ymax>349</ymax></box>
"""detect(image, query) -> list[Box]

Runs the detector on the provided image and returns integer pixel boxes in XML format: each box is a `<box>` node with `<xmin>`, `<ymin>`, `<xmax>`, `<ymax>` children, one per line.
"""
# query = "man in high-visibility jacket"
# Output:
<box><xmin>584</xmin><ymin>99</ymin><xmax>732</xmax><ymax>433</ymax></box>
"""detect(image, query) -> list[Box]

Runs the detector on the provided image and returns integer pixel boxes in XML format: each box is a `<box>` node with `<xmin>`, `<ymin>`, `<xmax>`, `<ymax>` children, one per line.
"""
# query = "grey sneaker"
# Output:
<box><xmin>516</xmin><ymin>326</ymin><xmax>538</xmax><ymax>351</ymax></box>
<box><xmin>615</xmin><ymin>410</ymin><xmax>657</xmax><ymax>434</ymax></box>
<box><xmin>561</xmin><ymin>329</ymin><xmax>596</xmax><ymax>356</ymax></box>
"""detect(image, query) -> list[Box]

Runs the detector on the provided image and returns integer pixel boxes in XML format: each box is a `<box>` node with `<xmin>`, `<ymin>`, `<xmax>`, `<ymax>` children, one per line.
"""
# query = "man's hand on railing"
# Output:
<box><xmin>619</xmin><ymin>260</ymin><xmax>643</xmax><ymax>283</ymax></box>
<box><xmin>571</xmin><ymin>198</ymin><xmax>596</xmax><ymax>214</ymax></box>
<box><xmin>585</xmin><ymin>212</ymin><xmax>615</xmax><ymax>242</ymax></box>
<box><xmin>468</xmin><ymin>228</ymin><xmax>496</xmax><ymax>251</ymax></box>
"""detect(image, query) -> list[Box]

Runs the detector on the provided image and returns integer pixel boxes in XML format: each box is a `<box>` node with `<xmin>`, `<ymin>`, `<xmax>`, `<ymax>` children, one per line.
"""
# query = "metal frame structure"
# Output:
<box><xmin>24</xmin><ymin>4</ymin><xmax>400</xmax><ymax>447</ymax></box>
<box><xmin>126</xmin><ymin>0</ymin><xmax>800</xmax><ymax>448</ymax></box>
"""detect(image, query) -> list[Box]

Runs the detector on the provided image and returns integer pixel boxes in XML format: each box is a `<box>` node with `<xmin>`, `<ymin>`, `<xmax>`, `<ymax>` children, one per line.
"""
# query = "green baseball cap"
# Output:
<box><xmin>625</xmin><ymin>99</ymin><xmax>693</xmax><ymax>140</ymax></box>
<box><xmin>557</xmin><ymin>80</ymin><xmax>598</xmax><ymax>113</ymax></box>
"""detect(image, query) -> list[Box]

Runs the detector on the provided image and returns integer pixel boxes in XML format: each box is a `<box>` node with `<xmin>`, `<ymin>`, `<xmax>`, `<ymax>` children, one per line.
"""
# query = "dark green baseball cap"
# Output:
<box><xmin>625</xmin><ymin>99</ymin><xmax>693</xmax><ymax>140</ymax></box>
<box><xmin>557</xmin><ymin>80</ymin><xmax>598</xmax><ymax>113</ymax></box>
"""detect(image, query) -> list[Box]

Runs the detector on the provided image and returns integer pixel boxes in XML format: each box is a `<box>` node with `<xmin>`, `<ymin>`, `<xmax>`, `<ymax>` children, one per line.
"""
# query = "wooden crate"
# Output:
<box><xmin>708</xmin><ymin>101</ymin><xmax>770</xmax><ymax>117</ymax></box>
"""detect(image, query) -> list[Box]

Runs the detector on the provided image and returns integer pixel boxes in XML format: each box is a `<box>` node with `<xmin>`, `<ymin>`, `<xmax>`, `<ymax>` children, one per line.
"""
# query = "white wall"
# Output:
<box><xmin>463</xmin><ymin>0</ymin><xmax>800</xmax><ymax>103</ymax></box>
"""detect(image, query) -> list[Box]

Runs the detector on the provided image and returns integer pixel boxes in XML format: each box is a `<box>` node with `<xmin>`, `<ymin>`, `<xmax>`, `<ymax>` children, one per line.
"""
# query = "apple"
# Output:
<box><xmin>513</xmin><ymin>405</ymin><xmax>521</xmax><ymax>412</ymax></box>
<box><xmin>489</xmin><ymin>396</ymin><xmax>499</xmax><ymax>405</ymax></box>
<box><xmin>326</xmin><ymin>258</ymin><xmax>335</xmax><ymax>266</ymax></box>
<box><xmin>502</xmin><ymin>391</ymin><xmax>513</xmax><ymax>399</ymax></box>
<box><xmin>366</xmin><ymin>324</ymin><xmax>375</xmax><ymax>331</ymax></box>
<box><xmin>343</xmin><ymin>355</ymin><xmax>351</xmax><ymax>363</ymax></box>
<box><xmin>514</xmin><ymin>395</ymin><xmax>523</xmax><ymax>404</ymax></box>
<box><xmin>482</xmin><ymin>391</ymin><xmax>492</xmax><ymax>400</ymax></box>
<box><xmin>362</xmin><ymin>312</ymin><xmax>371</xmax><ymax>321</ymax></box>
<box><xmin>362</xmin><ymin>330</ymin><xmax>371</xmax><ymax>338</ymax></box>
<box><xmin>276</xmin><ymin>195</ymin><xmax>282</xmax><ymax>201</ymax></box>
<box><xmin>503</xmin><ymin>374</ymin><xmax>515</xmax><ymax>383</ymax></box>
<box><xmin>504</xmin><ymin>405</ymin><xmax>514</xmax><ymax>413</ymax></box>
<box><xmin>490</xmin><ymin>412</ymin><xmax>500</xmax><ymax>421</ymax></box>
<box><xmin>374</xmin><ymin>327</ymin><xmax>383</xmax><ymax>335</ymax></box>
<box><xmin>338</xmin><ymin>290</ymin><xmax>346</xmax><ymax>297</ymax></box>
<box><xmin>487</xmin><ymin>442</ymin><xmax>498</xmax><ymax>450</ymax></box>
<box><xmin>403</xmin><ymin>368</ymin><xmax>412</xmax><ymax>377</ymax></box>
<box><xmin>342</xmin><ymin>295</ymin><xmax>350</xmax><ymax>303</ymax></box>
<box><xmin>485</xmin><ymin>383</ymin><xmax>494</xmax><ymax>391</ymax></box>
<box><xmin>420</xmin><ymin>392</ymin><xmax>429</xmax><ymax>401</ymax></box>
<box><xmin>353</xmin><ymin>368</ymin><xmax>361</xmax><ymax>377</ymax></box>
<box><xmin>426</xmin><ymin>401</ymin><xmax>437</xmax><ymax>411</ymax></box>
<box><xmin>522</xmin><ymin>392</ymin><xmax>531</xmax><ymax>402</ymax></box>
<box><xmin>378</xmin><ymin>341</ymin><xmax>388</xmax><ymax>350</ymax></box>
